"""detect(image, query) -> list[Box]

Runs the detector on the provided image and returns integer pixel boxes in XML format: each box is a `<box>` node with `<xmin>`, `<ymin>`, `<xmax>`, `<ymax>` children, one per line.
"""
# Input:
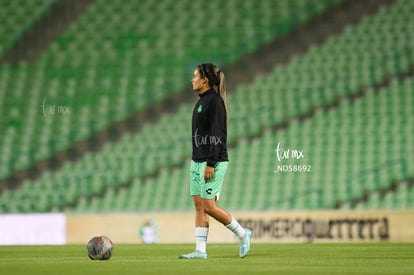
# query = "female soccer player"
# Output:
<box><xmin>179</xmin><ymin>63</ymin><xmax>251</xmax><ymax>259</ymax></box>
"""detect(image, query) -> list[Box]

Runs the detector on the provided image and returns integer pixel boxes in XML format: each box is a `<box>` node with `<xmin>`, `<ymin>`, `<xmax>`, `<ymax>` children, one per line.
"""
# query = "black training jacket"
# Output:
<box><xmin>192</xmin><ymin>89</ymin><xmax>228</xmax><ymax>167</ymax></box>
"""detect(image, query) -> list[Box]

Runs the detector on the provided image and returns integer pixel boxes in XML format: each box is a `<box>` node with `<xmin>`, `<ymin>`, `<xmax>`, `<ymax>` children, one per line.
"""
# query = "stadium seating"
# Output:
<box><xmin>0</xmin><ymin>0</ymin><xmax>340</xmax><ymax>181</ymax></box>
<box><xmin>341</xmin><ymin>180</ymin><xmax>414</xmax><ymax>210</ymax></box>
<box><xmin>0</xmin><ymin>0</ymin><xmax>55</xmax><ymax>57</ymax></box>
<box><xmin>1</xmin><ymin>0</ymin><xmax>413</xmax><ymax>213</ymax></box>
<box><xmin>70</xmin><ymin>75</ymin><xmax>413</xmax><ymax>213</ymax></box>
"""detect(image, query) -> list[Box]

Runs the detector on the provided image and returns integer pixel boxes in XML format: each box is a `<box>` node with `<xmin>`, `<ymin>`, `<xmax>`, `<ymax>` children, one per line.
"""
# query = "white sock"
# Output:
<box><xmin>195</xmin><ymin>227</ymin><xmax>208</xmax><ymax>253</ymax></box>
<box><xmin>225</xmin><ymin>217</ymin><xmax>246</xmax><ymax>241</ymax></box>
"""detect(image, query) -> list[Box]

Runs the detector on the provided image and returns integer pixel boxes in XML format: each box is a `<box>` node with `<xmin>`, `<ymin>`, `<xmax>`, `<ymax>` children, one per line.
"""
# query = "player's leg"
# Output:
<box><xmin>193</xmin><ymin>195</ymin><xmax>209</xmax><ymax>255</ymax></box>
<box><xmin>201</xmin><ymin>197</ymin><xmax>251</xmax><ymax>257</ymax></box>
<box><xmin>193</xmin><ymin>195</ymin><xmax>209</xmax><ymax>227</ymax></box>
<box><xmin>201</xmin><ymin>197</ymin><xmax>231</xmax><ymax>225</ymax></box>
<box><xmin>200</xmin><ymin>162</ymin><xmax>252</xmax><ymax>258</ymax></box>
<box><xmin>179</xmin><ymin>161</ymin><xmax>209</xmax><ymax>259</ymax></box>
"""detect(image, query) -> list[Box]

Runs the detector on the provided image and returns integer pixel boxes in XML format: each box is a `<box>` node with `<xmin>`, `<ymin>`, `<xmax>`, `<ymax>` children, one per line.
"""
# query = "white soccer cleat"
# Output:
<box><xmin>179</xmin><ymin>251</ymin><xmax>208</xmax><ymax>259</ymax></box>
<box><xmin>239</xmin><ymin>228</ymin><xmax>252</xmax><ymax>258</ymax></box>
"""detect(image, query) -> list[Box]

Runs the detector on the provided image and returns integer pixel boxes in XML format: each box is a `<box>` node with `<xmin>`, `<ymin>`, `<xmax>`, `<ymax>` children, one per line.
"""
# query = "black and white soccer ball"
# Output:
<box><xmin>87</xmin><ymin>235</ymin><xmax>114</xmax><ymax>260</ymax></box>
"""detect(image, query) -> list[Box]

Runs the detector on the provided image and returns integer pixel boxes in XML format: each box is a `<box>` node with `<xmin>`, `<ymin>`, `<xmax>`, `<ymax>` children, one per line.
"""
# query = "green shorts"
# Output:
<box><xmin>190</xmin><ymin>160</ymin><xmax>228</xmax><ymax>200</ymax></box>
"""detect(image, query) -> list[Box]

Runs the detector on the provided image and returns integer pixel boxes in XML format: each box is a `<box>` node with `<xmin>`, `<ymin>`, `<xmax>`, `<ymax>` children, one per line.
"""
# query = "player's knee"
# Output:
<box><xmin>192</xmin><ymin>195</ymin><xmax>204</xmax><ymax>209</ymax></box>
<box><xmin>203</xmin><ymin>203</ymin><xmax>216</xmax><ymax>216</ymax></box>
<box><xmin>193</xmin><ymin>200</ymin><xmax>204</xmax><ymax>211</ymax></box>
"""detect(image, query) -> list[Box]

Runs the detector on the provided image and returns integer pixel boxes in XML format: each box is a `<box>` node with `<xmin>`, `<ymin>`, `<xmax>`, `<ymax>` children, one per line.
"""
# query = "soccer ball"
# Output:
<box><xmin>87</xmin><ymin>235</ymin><xmax>114</xmax><ymax>260</ymax></box>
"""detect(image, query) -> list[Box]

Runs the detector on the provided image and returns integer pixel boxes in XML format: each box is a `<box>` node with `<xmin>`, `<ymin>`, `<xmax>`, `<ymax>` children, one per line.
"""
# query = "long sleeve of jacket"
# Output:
<box><xmin>192</xmin><ymin>89</ymin><xmax>228</xmax><ymax>166</ymax></box>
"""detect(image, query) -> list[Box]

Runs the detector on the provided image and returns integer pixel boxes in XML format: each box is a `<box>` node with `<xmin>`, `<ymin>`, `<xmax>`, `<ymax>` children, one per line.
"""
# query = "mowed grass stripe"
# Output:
<box><xmin>0</xmin><ymin>243</ymin><xmax>413</xmax><ymax>274</ymax></box>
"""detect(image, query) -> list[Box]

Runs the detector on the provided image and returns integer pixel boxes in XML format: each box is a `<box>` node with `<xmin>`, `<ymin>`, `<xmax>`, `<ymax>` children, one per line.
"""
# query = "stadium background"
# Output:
<box><xmin>0</xmin><ymin>0</ymin><xmax>413</xmax><ymax>244</ymax></box>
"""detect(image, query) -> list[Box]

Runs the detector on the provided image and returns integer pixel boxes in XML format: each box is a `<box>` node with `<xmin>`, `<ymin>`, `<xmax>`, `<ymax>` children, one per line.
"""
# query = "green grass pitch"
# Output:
<box><xmin>0</xmin><ymin>243</ymin><xmax>413</xmax><ymax>274</ymax></box>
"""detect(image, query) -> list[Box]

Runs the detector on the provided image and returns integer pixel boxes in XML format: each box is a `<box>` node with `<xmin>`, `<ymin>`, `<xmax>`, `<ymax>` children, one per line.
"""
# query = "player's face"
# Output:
<box><xmin>192</xmin><ymin>69</ymin><xmax>208</xmax><ymax>93</ymax></box>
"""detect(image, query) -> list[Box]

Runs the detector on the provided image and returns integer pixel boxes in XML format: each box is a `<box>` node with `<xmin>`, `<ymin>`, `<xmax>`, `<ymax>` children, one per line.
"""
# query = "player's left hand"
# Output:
<box><xmin>204</xmin><ymin>166</ymin><xmax>214</xmax><ymax>181</ymax></box>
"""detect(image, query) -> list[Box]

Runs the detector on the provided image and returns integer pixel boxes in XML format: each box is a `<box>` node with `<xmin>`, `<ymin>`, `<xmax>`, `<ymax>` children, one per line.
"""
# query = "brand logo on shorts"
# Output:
<box><xmin>206</xmin><ymin>188</ymin><xmax>212</xmax><ymax>195</ymax></box>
